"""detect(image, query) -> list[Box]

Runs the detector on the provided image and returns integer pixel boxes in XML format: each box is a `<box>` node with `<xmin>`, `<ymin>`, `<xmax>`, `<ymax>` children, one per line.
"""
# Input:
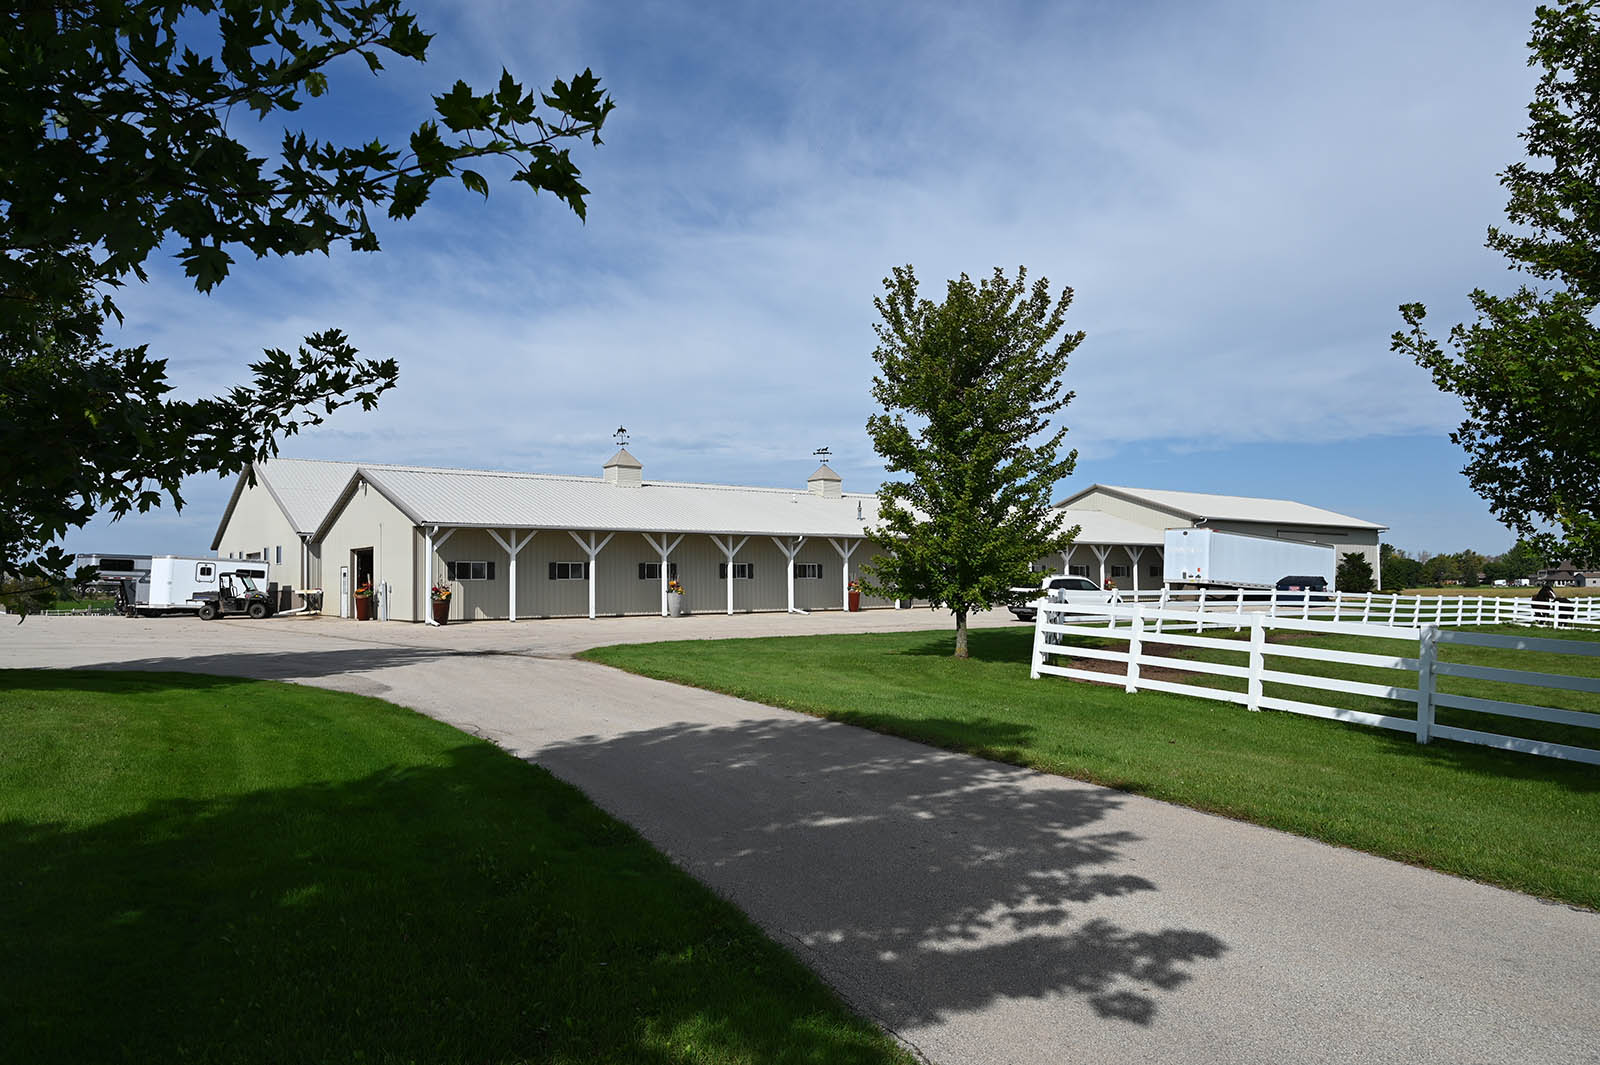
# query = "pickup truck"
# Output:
<box><xmin>1008</xmin><ymin>575</ymin><xmax>1114</xmax><ymax>621</ymax></box>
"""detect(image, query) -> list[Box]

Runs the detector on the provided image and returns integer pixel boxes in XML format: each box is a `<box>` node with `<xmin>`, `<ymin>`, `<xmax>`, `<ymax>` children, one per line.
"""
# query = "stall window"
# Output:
<box><xmin>447</xmin><ymin>561</ymin><xmax>496</xmax><ymax>581</ymax></box>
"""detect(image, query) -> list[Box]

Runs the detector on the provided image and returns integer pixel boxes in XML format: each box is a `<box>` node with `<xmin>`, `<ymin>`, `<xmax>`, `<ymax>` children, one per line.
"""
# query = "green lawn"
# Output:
<box><xmin>582</xmin><ymin>626</ymin><xmax>1600</xmax><ymax>910</ymax></box>
<box><xmin>0</xmin><ymin>670</ymin><xmax>912</xmax><ymax>1065</ymax></box>
<box><xmin>1399</xmin><ymin>585</ymin><xmax>1591</xmax><ymax>599</ymax></box>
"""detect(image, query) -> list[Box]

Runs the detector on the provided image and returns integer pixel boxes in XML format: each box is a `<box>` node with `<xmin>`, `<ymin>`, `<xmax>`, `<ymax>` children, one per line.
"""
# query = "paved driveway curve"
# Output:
<box><xmin>3</xmin><ymin>613</ymin><xmax>1596</xmax><ymax>1065</ymax></box>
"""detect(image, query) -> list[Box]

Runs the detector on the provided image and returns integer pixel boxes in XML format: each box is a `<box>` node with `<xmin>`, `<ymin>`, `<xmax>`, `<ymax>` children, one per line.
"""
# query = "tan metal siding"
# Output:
<box><xmin>318</xmin><ymin>478</ymin><xmax>420</xmax><ymax>621</ymax></box>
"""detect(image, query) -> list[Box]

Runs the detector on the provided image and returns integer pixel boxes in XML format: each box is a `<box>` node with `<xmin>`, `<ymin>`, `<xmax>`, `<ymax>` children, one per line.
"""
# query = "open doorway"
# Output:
<box><xmin>351</xmin><ymin>547</ymin><xmax>374</xmax><ymax>619</ymax></box>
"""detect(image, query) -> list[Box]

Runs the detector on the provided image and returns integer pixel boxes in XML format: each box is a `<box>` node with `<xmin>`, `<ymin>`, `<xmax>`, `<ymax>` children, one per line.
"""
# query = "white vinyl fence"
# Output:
<box><xmin>1029</xmin><ymin>600</ymin><xmax>1600</xmax><ymax>765</ymax></box>
<box><xmin>1103</xmin><ymin>587</ymin><xmax>1600</xmax><ymax>631</ymax></box>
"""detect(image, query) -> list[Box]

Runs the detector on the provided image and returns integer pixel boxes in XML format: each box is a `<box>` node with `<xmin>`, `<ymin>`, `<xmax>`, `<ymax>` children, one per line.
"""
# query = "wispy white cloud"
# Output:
<box><xmin>70</xmin><ymin>0</ymin><xmax>1539</xmax><ymax>555</ymax></box>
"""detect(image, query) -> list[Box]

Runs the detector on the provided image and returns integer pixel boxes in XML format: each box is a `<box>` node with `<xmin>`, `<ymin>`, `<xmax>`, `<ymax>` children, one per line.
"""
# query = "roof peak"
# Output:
<box><xmin>603</xmin><ymin>447</ymin><xmax>642</xmax><ymax>469</ymax></box>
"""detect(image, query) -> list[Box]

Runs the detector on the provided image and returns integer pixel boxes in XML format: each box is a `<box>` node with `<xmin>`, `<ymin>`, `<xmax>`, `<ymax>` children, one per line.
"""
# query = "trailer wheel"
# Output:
<box><xmin>198</xmin><ymin>603</ymin><xmax>219</xmax><ymax>621</ymax></box>
<box><xmin>247</xmin><ymin>602</ymin><xmax>268</xmax><ymax>620</ymax></box>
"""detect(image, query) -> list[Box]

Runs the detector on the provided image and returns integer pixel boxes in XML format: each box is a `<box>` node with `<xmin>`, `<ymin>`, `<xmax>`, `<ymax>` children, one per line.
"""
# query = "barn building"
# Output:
<box><xmin>213</xmin><ymin>453</ymin><xmax>1388</xmax><ymax>622</ymax></box>
<box><xmin>213</xmin><ymin>452</ymin><xmax>910</xmax><ymax>622</ymax></box>
<box><xmin>1047</xmin><ymin>484</ymin><xmax>1387</xmax><ymax>590</ymax></box>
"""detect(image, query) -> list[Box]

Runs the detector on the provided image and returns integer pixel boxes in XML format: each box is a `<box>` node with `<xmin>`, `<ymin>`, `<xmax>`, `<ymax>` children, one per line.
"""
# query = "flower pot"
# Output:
<box><xmin>354</xmin><ymin>596</ymin><xmax>373</xmax><ymax>621</ymax></box>
<box><xmin>667</xmin><ymin>594</ymin><xmax>685</xmax><ymax>617</ymax></box>
<box><xmin>848</xmin><ymin>590</ymin><xmax>862</xmax><ymax>612</ymax></box>
<box><xmin>431</xmin><ymin>599</ymin><xmax>450</xmax><ymax>625</ymax></box>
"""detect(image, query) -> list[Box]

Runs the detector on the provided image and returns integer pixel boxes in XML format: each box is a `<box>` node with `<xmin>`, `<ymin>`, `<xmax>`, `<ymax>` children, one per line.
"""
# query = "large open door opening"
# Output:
<box><xmin>351</xmin><ymin>547</ymin><xmax>374</xmax><ymax>619</ymax></box>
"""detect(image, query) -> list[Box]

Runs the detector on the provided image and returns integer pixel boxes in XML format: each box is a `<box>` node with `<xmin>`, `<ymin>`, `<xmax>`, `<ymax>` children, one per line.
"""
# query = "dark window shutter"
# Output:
<box><xmin>638</xmin><ymin>563</ymin><xmax>647</xmax><ymax>580</ymax></box>
<box><xmin>584</xmin><ymin>561</ymin><xmax>591</xmax><ymax>579</ymax></box>
<box><xmin>719</xmin><ymin>562</ymin><xmax>728</xmax><ymax>579</ymax></box>
<box><xmin>669</xmin><ymin>562</ymin><xmax>678</xmax><ymax>579</ymax></box>
<box><xmin>487</xmin><ymin>561</ymin><xmax>496</xmax><ymax>581</ymax></box>
<box><xmin>446</xmin><ymin>561</ymin><xmax>456</xmax><ymax>580</ymax></box>
<box><xmin>548</xmin><ymin>562</ymin><xmax>557</xmax><ymax>580</ymax></box>
<box><xmin>818</xmin><ymin>563</ymin><xmax>824</xmax><ymax>579</ymax></box>
<box><xmin>747</xmin><ymin>563</ymin><xmax>754</xmax><ymax>579</ymax></box>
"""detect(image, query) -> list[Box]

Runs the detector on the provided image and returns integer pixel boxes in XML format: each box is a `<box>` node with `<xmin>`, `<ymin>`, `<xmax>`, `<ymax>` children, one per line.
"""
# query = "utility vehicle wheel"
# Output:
<box><xmin>198</xmin><ymin>603</ymin><xmax>219</xmax><ymax>621</ymax></box>
<box><xmin>247</xmin><ymin>602</ymin><xmax>268</xmax><ymax>620</ymax></box>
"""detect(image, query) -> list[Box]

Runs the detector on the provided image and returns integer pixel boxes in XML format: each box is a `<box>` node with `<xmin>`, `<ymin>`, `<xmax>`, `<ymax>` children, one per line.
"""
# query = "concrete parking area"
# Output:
<box><xmin>3</xmin><ymin>612</ymin><xmax>1596</xmax><ymax>1065</ymax></box>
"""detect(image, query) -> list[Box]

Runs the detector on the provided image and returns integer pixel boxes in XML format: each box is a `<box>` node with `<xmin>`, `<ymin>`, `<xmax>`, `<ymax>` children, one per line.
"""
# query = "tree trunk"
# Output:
<box><xmin>954</xmin><ymin>608</ymin><xmax>969</xmax><ymax>658</ymax></box>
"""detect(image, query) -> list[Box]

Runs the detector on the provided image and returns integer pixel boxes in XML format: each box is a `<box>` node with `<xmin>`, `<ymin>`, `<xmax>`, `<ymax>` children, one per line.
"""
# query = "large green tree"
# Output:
<box><xmin>862</xmin><ymin>265</ymin><xmax>1081</xmax><ymax>658</ymax></box>
<box><xmin>1394</xmin><ymin>0</ymin><xmax>1599</xmax><ymax>568</ymax></box>
<box><xmin>1</xmin><ymin>0</ymin><xmax>612</xmax><ymax>611</ymax></box>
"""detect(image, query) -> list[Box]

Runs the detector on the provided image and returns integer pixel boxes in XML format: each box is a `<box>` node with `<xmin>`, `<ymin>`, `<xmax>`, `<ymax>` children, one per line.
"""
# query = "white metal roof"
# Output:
<box><xmin>1055</xmin><ymin>510</ymin><xmax>1166</xmax><ymax>546</ymax></box>
<box><xmin>1058</xmin><ymin>483</ymin><xmax>1386</xmax><ymax>531</ymax></box>
<box><xmin>257</xmin><ymin>459</ymin><xmax>362</xmax><ymax>534</ymax></box>
<box><xmin>307</xmin><ymin>462</ymin><xmax>887</xmax><ymax>540</ymax></box>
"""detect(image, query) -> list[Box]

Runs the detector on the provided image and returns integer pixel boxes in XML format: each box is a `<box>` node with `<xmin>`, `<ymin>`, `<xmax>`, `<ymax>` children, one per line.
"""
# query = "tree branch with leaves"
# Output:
<box><xmin>0</xmin><ymin>0</ymin><xmax>613</xmax><ymax>613</ymax></box>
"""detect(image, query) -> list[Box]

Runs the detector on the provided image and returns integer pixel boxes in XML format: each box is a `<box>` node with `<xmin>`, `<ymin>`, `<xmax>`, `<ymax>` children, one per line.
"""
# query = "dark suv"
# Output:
<box><xmin>1274</xmin><ymin>575</ymin><xmax>1330</xmax><ymax>604</ymax></box>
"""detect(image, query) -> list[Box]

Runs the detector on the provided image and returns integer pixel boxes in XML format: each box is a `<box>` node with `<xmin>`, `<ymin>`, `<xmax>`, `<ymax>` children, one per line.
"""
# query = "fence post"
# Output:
<box><xmin>1247</xmin><ymin>614</ymin><xmax>1265</xmax><ymax>712</ymax></box>
<box><xmin>1234</xmin><ymin>587</ymin><xmax>1246</xmax><ymax>631</ymax></box>
<box><xmin>1195</xmin><ymin>587</ymin><xmax>1208</xmax><ymax>632</ymax></box>
<box><xmin>1333</xmin><ymin>589</ymin><xmax>1342</xmax><ymax>621</ymax></box>
<box><xmin>1269</xmin><ymin>588</ymin><xmax>1279</xmax><ymax>618</ymax></box>
<box><xmin>1155</xmin><ymin>586</ymin><xmax>1168</xmax><ymax>634</ymax></box>
<box><xmin>1362</xmin><ymin>592</ymin><xmax>1372</xmax><ymax>623</ymax></box>
<box><xmin>1030</xmin><ymin>603</ymin><xmax>1048</xmax><ymax>679</ymax></box>
<box><xmin>1125</xmin><ymin>605</ymin><xmax>1145</xmax><ymax>693</ymax></box>
<box><xmin>1415</xmin><ymin>624</ymin><xmax>1438</xmax><ymax>744</ymax></box>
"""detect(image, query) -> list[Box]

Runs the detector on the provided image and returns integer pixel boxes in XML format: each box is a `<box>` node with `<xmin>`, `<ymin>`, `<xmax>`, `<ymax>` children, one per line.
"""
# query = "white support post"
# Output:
<box><xmin>709</xmin><ymin>534</ymin><xmax>750</xmax><ymax>615</ymax></box>
<box><xmin>1247</xmin><ymin>615</ymin><xmax>1266</xmax><ymax>712</ymax></box>
<box><xmin>1060</xmin><ymin>548</ymin><xmax>1072</xmax><ymax>577</ymax></box>
<box><xmin>1089</xmin><ymin>544</ymin><xmax>1112</xmax><ymax>590</ymax></box>
<box><xmin>1416</xmin><ymin>624</ymin><xmax>1438</xmax><ymax>744</ymax></box>
<box><xmin>828</xmin><ymin>537</ymin><xmax>860</xmax><ymax>611</ymax></box>
<box><xmin>1128</xmin><ymin>546</ymin><xmax>1144</xmax><ymax>594</ymax></box>
<box><xmin>642</xmin><ymin>533</ymin><xmax>685</xmax><ymax>616</ymax></box>
<box><xmin>486</xmin><ymin>529</ymin><xmax>536</xmax><ymax>622</ymax></box>
<box><xmin>1125</xmin><ymin>605</ymin><xmax>1145</xmax><ymax>694</ymax></box>
<box><xmin>424</xmin><ymin>526</ymin><xmax>456</xmax><ymax>626</ymax></box>
<box><xmin>567</xmin><ymin>530</ymin><xmax>615</xmax><ymax>620</ymax></box>
<box><xmin>770</xmin><ymin>536</ymin><xmax>807</xmax><ymax>614</ymax></box>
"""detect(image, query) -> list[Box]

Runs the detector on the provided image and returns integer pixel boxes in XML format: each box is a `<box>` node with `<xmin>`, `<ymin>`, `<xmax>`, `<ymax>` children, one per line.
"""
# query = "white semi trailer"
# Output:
<box><xmin>1163</xmin><ymin>528</ymin><xmax>1334</xmax><ymax>590</ymax></box>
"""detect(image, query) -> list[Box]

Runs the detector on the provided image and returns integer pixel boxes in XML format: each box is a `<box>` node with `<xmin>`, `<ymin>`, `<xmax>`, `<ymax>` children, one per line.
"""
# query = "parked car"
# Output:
<box><xmin>1272</xmin><ymin>575</ymin><xmax>1331</xmax><ymax>604</ymax></box>
<box><xmin>1009</xmin><ymin>575</ymin><xmax>1114</xmax><ymax>621</ymax></box>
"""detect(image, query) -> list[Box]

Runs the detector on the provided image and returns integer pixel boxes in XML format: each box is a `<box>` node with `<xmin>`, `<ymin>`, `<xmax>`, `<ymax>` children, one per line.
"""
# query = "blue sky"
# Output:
<box><xmin>68</xmin><ymin>0</ymin><xmax>1541</xmax><ymax>558</ymax></box>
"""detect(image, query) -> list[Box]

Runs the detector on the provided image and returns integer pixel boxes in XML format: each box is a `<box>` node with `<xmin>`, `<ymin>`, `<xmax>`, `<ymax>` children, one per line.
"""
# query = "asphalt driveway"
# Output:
<box><xmin>3</xmin><ymin>612</ymin><xmax>1596</xmax><ymax>1065</ymax></box>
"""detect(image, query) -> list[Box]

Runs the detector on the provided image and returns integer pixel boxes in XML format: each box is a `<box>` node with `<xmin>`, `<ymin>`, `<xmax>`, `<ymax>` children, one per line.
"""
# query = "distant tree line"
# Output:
<box><xmin>1379</xmin><ymin>540</ymin><xmax>1547</xmax><ymax>590</ymax></box>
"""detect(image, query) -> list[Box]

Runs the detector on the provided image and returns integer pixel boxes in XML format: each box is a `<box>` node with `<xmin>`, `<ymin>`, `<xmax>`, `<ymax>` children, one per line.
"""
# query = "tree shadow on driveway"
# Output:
<box><xmin>535</xmin><ymin>715</ymin><xmax>1228</xmax><ymax>1031</ymax></box>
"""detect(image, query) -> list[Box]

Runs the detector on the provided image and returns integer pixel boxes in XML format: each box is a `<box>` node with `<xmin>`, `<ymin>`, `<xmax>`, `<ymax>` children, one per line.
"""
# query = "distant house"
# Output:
<box><xmin>1535</xmin><ymin>563</ymin><xmax>1600</xmax><ymax>587</ymax></box>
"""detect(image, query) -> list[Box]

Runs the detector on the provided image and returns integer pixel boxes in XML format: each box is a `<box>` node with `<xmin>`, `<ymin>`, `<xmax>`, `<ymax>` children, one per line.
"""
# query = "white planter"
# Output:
<box><xmin>667</xmin><ymin>595</ymin><xmax>686</xmax><ymax>617</ymax></box>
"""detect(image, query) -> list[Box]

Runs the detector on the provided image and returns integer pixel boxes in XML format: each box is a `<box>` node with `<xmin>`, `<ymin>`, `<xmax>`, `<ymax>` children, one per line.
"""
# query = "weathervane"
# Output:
<box><xmin>614</xmin><ymin>425</ymin><xmax>630</xmax><ymax>448</ymax></box>
<box><xmin>812</xmin><ymin>446</ymin><xmax>831</xmax><ymax>463</ymax></box>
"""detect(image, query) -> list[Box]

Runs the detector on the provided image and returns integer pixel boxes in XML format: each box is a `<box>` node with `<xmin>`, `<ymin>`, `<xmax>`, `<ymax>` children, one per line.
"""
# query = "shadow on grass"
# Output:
<box><xmin>893</xmin><ymin>627</ymin><xmax>1038</xmax><ymax>664</ymax></box>
<box><xmin>538</xmin><ymin>715</ymin><xmax>1228</xmax><ymax>1031</ymax></box>
<box><xmin>1</xmin><ymin>677</ymin><xmax>910</xmax><ymax>1065</ymax></box>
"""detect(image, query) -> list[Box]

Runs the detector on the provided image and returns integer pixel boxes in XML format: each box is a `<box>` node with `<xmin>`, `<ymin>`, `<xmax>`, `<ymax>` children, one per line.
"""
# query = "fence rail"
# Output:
<box><xmin>1087</xmin><ymin>587</ymin><xmax>1600</xmax><ymax>631</ymax></box>
<box><xmin>1029</xmin><ymin>600</ymin><xmax>1600</xmax><ymax>765</ymax></box>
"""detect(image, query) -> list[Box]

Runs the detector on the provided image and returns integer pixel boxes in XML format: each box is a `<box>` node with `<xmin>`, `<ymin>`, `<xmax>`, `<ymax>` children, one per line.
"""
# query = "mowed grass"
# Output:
<box><xmin>0</xmin><ymin>670</ymin><xmax>913</xmax><ymax>1065</ymax></box>
<box><xmin>1400</xmin><ymin>585</ymin><xmax>1592</xmax><ymax>599</ymax></box>
<box><xmin>581</xmin><ymin>626</ymin><xmax>1600</xmax><ymax>909</ymax></box>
